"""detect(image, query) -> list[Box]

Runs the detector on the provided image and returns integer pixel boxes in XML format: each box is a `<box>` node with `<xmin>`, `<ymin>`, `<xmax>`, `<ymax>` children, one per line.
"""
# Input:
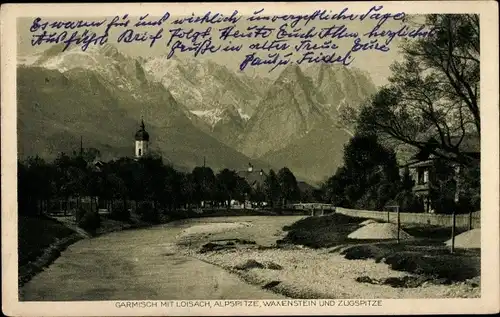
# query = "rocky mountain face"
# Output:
<box><xmin>141</xmin><ymin>56</ymin><xmax>271</xmax><ymax>147</ymax></box>
<box><xmin>236</xmin><ymin>63</ymin><xmax>376</xmax><ymax>183</ymax></box>
<box><xmin>18</xmin><ymin>44</ymin><xmax>377</xmax><ymax>184</ymax></box>
<box><xmin>17</xmin><ymin>45</ymin><xmax>263</xmax><ymax>171</ymax></box>
<box><xmin>238</xmin><ymin>64</ymin><xmax>326</xmax><ymax>158</ymax></box>
<box><xmin>303</xmin><ymin>63</ymin><xmax>377</xmax><ymax>129</ymax></box>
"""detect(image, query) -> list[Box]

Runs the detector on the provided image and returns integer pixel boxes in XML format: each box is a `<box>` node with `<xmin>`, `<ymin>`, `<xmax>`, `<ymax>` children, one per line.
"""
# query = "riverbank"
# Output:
<box><xmin>189</xmin><ymin>247</ymin><xmax>479</xmax><ymax>299</ymax></box>
<box><xmin>19</xmin><ymin>214</ymin><xmax>481</xmax><ymax>300</ymax></box>
<box><xmin>18</xmin><ymin>213</ymin><xmax>153</xmax><ymax>288</ymax></box>
<box><xmin>176</xmin><ymin>215</ymin><xmax>480</xmax><ymax>299</ymax></box>
<box><xmin>19</xmin><ymin>217</ymin><xmax>286</xmax><ymax>301</ymax></box>
<box><xmin>18</xmin><ymin>211</ymin><xmax>297</xmax><ymax>289</ymax></box>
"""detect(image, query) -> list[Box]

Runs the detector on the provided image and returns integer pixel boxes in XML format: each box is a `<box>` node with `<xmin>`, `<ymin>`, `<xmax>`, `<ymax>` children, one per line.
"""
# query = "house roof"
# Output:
<box><xmin>237</xmin><ymin>169</ymin><xmax>267</xmax><ymax>188</ymax></box>
<box><xmin>405</xmin><ymin>160</ymin><xmax>434</xmax><ymax>168</ymax></box>
<box><xmin>401</xmin><ymin>134</ymin><xmax>480</xmax><ymax>166</ymax></box>
<box><xmin>297</xmin><ymin>181</ymin><xmax>316</xmax><ymax>192</ymax></box>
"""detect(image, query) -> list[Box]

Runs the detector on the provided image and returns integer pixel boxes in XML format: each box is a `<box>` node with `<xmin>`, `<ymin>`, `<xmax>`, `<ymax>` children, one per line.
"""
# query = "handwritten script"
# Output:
<box><xmin>28</xmin><ymin>6</ymin><xmax>436</xmax><ymax>72</ymax></box>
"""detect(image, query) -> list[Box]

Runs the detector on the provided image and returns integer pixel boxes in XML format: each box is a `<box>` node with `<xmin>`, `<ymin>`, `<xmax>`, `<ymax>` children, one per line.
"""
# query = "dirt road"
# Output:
<box><xmin>20</xmin><ymin>219</ymin><xmax>286</xmax><ymax>301</ymax></box>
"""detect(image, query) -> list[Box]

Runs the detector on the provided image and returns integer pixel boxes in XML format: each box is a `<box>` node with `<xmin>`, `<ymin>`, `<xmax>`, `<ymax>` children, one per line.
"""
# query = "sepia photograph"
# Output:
<box><xmin>2</xmin><ymin>2</ymin><xmax>499</xmax><ymax>316</ymax></box>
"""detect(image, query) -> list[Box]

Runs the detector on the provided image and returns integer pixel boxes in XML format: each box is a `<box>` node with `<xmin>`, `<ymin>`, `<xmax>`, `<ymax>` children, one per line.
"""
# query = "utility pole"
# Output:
<box><xmin>202</xmin><ymin>156</ymin><xmax>206</xmax><ymax>209</ymax></box>
<box><xmin>80</xmin><ymin>136</ymin><xmax>83</xmax><ymax>156</ymax></box>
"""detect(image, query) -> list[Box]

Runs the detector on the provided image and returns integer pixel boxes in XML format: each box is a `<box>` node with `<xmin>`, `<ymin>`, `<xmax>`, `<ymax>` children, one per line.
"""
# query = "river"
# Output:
<box><xmin>20</xmin><ymin>218</ymin><xmax>287</xmax><ymax>301</ymax></box>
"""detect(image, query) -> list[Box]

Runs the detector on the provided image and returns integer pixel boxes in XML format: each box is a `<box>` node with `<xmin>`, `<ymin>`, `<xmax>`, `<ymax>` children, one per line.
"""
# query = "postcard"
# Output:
<box><xmin>1</xmin><ymin>1</ymin><xmax>499</xmax><ymax>316</ymax></box>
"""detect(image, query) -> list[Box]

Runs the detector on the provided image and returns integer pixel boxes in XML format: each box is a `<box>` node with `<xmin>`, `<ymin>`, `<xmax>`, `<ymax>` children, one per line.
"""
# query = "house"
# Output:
<box><xmin>234</xmin><ymin>164</ymin><xmax>268</xmax><ymax>208</ymax></box>
<box><xmin>237</xmin><ymin>163</ymin><xmax>267</xmax><ymax>190</ymax></box>
<box><xmin>399</xmin><ymin>135</ymin><xmax>480</xmax><ymax>213</ymax></box>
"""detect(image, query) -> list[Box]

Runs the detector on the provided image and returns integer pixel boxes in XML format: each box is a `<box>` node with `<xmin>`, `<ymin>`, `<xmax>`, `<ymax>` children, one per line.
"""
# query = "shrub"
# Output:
<box><xmin>136</xmin><ymin>201</ymin><xmax>160</xmax><ymax>223</ymax></box>
<box><xmin>397</xmin><ymin>191</ymin><xmax>425</xmax><ymax>213</ymax></box>
<box><xmin>234</xmin><ymin>259</ymin><xmax>265</xmax><ymax>270</ymax></box>
<box><xmin>77</xmin><ymin>210</ymin><xmax>101</xmax><ymax>234</ymax></box>
<box><xmin>75</xmin><ymin>207</ymin><xmax>86</xmax><ymax>224</ymax></box>
<box><xmin>109</xmin><ymin>200</ymin><xmax>130</xmax><ymax>221</ymax></box>
<box><xmin>341</xmin><ymin>244</ymin><xmax>385</xmax><ymax>260</ymax></box>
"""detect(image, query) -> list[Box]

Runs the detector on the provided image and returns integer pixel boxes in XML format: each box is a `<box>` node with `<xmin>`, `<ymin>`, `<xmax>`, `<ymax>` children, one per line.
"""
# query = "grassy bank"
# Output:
<box><xmin>278</xmin><ymin>213</ymin><xmax>369</xmax><ymax>248</ymax></box>
<box><xmin>18</xmin><ymin>215</ymin><xmax>77</xmax><ymax>268</ymax></box>
<box><xmin>18</xmin><ymin>215</ymin><xmax>82</xmax><ymax>287</ymax></box>
<box><xmin>18</xmin><ymin>212</ymin><xmax>154</xmax><ymax>288</ymax></box>
<box><xmin>339</xmin><ymin>242</ymin><xmax>480</xmax><ymax>286</ymax></box>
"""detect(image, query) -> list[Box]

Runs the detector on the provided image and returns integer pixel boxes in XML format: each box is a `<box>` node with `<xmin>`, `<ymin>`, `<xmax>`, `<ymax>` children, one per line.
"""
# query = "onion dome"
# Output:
<box><xmin>135</xmin><ymin>119</ymin><xmax>150</xmax><ymax>141</ymax></box>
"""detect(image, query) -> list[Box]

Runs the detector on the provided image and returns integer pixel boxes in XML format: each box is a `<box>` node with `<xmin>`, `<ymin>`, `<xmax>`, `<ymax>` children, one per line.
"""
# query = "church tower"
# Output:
<box><xmin>135</xmin><ymin>119</ymin><xmax>150</xmax><ymax>158</ymax></box>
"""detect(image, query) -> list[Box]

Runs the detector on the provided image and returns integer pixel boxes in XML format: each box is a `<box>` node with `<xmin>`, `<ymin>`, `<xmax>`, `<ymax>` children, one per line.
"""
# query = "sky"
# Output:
<box><xmin>16</xmin><ymin>14</ymin><xmax>426</xmax><ymax>86</ymax></box>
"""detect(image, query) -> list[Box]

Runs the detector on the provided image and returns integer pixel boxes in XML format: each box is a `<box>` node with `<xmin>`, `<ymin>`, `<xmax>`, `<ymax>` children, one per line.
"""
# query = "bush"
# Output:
<box><xmin>136</xmin><ymin>201</ymin><xmax>160</xmax><ymax>223</ymax></box>
<box><xmin>77</xmin><ymin>210</ymin><xmax>101</xmax><ymax>234</ymax></box>
<box><xmin>382</xmin><ymin>251</ymin><xmax>479</xmax><ymax>281</ymax></box>
<box><xmin>397</xmin><ymin>191</ymin><xmax>425</xmax><ymax>213</ymax></box>
<box><xmin>109</xmin><ymin>200</ymin><xmax>130</xmax><ymax>221</ymax></box>
<box><xmin>75</xmin><ymin>207</ymin><xmax>86</xmax><ymax>224</ymax></box>
<box><xmin>341</xmin><ymin>244</ymin><xmax>385</xmax><ymax>260</ymax></box>
<box><xmin>383</xmin><ymin>252</ymin><xmax>430</xmax><ymax>274</ymax></box>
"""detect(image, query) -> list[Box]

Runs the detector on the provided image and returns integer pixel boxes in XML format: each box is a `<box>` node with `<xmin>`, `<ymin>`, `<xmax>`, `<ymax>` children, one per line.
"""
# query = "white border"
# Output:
<box><xmin>2</xmin><ymin>2</ymin><xmax>499</xmax><ymax>316</ymax></box>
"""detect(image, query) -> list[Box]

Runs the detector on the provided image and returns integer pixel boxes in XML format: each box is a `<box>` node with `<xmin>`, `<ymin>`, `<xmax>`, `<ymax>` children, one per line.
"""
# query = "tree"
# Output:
<box><xmin>400</xmin><ymin>168</ymin><xmax>415</xmax><ymax>191</ymax></box>
<box><xmin>181</xmin><ymin>172</ymin><xmax>196</xmax><ymax>209</ymax></box>
<box><xmin>215</xmin><ymin>169</ymin><xmax>243</xmax><ymax>208</ymax></box>
<box><xmin>264</xmin><ymin>169</ymin><xmax>280</xmax><ymax>210</ymax></box>
<box><xmin>235</xmin><ymin>177</ymin><xmax>251</xmax><ymax>207</ymax></box>
<box><xmin>322</xmin><ymin>166</ymin><xmax>350</xmax><ymax>206</ymax></box>
<box><xmin>427</xmin><ymin>158</ymin><xmax>479</xmax><ymax>214</ymax></box>
<box><xmin>53</xmin><ymin>152</ymin><xmax>89</xmax><ymax>215</ymax></box>
<box><xmin>429</xmin><ymin>158</ymin><xmax>457</xmax><ymax>214</ymax></box>
<box><xmin>393</xmin><ymin>168</ymin><xmax>424</xmax><ymax>213</ymax></box>
<box><xmin>355</xmin><ymin>15</ymin><xmax>479</xmax><ymax>165</ymax></box>
<box><xmin>191</xmin><ymin>166</ymin><xmax>215</xmax><ymax>207</ymax></box>
<box><xmin>81</xmin><ymin>147</ymin><xmax>101</xmax><ymax>163</ymax></box>
<box><xmin>250</xmin><ymin>183</ymin><xmax>266</xmax><ymax>207</ymax></box>
<box><xmin>163</xmin><ymin>166</ymin><xmax>183</xmax><ymax>212</ymax></box>
<box><xmin>277</xmin><ymin>167</ymin><xmax>300</xmax><ymax>208</ymax></box>
<box><xmin>322</xmin><ymin>134</ymin><xmax>400</xmax><ymax>209</ymax></box>
<box><xmin>18</xmin><ymin>156</ymin><xmax>54</xmax><ymax>215</ymax></box>
<box><xmin>138</xmin><ymin>156</ymin><xmax>166</xmax><ymax>207</ymax></box>
<box><xmin>110</xmin><ymin>157</ymin><xmax>143</xmax><ymax>209</ymax></box>
<box><xmin>105</xmin><ymin>173</ymin><xmax>130</xmax><ymax>220</ymax></box>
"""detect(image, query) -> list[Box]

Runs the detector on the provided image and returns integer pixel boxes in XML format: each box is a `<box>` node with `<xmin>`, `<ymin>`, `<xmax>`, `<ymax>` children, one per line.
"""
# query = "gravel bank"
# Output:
<box><xmin>177</xmin><ymin>222</ymin><xmax>253</xmax><ymax>238</ymax></box>
<box><xmin>446</xmin><ymin>229</ymin><xmax>481</xmax><ymax>249</ymax></box>
<box><xmin>190</xmin><ymin>247</ymin><xmax>480</xmax><ymax>299</ymax></box>
<box><xmin>348</xmin><ymin>223</ymin><xmax>413</xmax><ymax>240</ymax></box>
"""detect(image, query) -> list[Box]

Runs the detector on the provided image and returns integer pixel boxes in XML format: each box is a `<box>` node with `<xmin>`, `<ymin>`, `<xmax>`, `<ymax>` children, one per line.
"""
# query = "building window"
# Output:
<box><xmin>138</xmin><ymin>149</ymin><xmax>142</xmax><ymax>156</ymax></box>
<box><xmin>417</xmin><ymin>167</ymin><xmax>429</xmax><ymax>185</ymax></box>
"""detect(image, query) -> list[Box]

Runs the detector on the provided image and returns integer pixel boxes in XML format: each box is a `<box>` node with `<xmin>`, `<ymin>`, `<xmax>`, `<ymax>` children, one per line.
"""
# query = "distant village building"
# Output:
<box><xmin>399</xmin><ymin>135</ymin><xmax>480</xmax><ymax>213</ymax></box>
<box><xmin>135</xmin><ymin>119</ymin><xmax>150</xmax><ymax>158</ymax></box>
<box><xmin>234</xmin><ymin>163</ymin><xmax>268</xmax><ymax>208</ymax></box>
<box><xmin>237</xmin><ymin>163</ymin><xmax>267</xmax><ymax>190</ymax></box>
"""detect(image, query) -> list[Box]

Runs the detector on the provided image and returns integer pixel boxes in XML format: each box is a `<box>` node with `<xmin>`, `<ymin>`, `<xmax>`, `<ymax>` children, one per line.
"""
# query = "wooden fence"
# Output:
<box><xmin>336</xmin><ymin>207</ymin><xmax>480</xmax><ymax>228</ymax></box>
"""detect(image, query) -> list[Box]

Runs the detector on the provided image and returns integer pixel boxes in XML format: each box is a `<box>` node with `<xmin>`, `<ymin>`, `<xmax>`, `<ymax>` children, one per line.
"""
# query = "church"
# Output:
<box><xmin>134</xmin><ymin>119</ymin><xmax>150</xmax><ymax>158</ymax></box>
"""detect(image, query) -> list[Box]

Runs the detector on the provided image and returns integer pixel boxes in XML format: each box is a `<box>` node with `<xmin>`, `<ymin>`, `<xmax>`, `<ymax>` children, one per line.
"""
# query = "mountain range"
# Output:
<box><xmin>17</xmin><ymin>44</ymin><xmax>377</xmax><ymax>184</ymax></box>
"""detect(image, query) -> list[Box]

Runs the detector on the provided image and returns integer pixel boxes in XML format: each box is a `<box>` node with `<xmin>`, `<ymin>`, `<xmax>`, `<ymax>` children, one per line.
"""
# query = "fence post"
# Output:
<box><xmin>397</xmin><ymin>206</ymin><xmax>401</xmax><ymax>244</ymax></box>
<box><xmin>469</xmin><ymin>210</ymin><xmax>473</xmax><ymax>230</ymax></box>
<box><xmin>451</xmin><ymin>211</ymin><xmax>456</xmax><ymax>253</ymax></box>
